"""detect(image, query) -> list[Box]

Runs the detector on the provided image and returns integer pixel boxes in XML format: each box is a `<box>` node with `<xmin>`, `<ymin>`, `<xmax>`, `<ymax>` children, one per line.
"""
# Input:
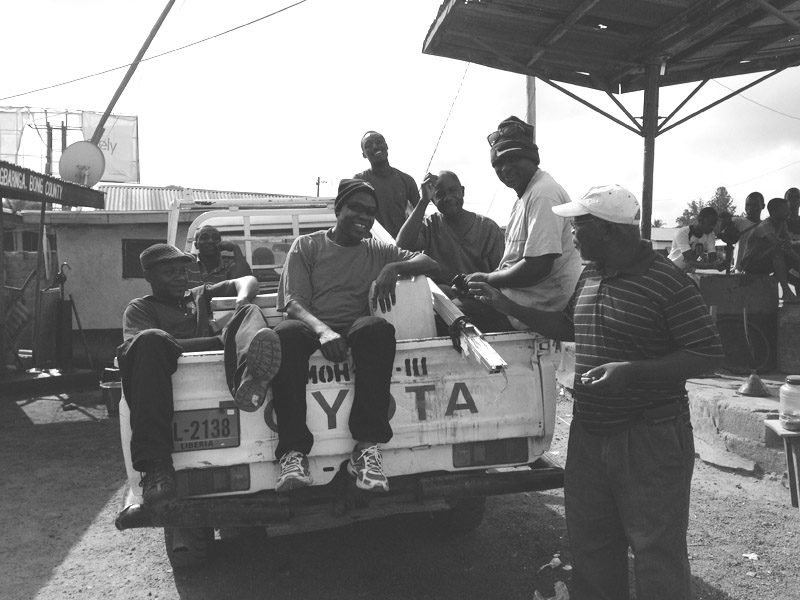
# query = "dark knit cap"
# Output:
<box><xmin>489</xmin><ymin>116</ymin><xmax>539</xmax><ymax>167</ymax></box>
<box><xmin>335</xmin><ymin>178</ymin><xmax>378</xmax><ymax>213</ymax></box>
<box><xmin>140</xmin><ymin>243</ymin><xmax>193</xmax><ymax>272</ymax></box>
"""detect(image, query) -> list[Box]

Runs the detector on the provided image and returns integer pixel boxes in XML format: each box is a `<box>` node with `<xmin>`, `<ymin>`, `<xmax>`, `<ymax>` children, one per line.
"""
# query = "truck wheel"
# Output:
<box><xmin>432</xmin><ymin>497</ymin><xmax>487</xmax><ymax>534</ymax></box>
<box><xmin>164</xmin><ymin>527</ymin><xmax>214</xmax><ymax>569</ymax></box>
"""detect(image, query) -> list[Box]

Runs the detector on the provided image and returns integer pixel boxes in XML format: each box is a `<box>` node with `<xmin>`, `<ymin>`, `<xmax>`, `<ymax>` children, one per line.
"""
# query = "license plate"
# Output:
<box><xmin>172</xmin><ymin>405</ymin><xmax>240</xmax><ymax>453</ymax></box>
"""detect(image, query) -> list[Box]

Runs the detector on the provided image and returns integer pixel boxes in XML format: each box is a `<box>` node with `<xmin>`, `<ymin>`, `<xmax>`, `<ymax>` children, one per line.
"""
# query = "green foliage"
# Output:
<box><xmin>652</xmin><ymin>218</ymin><xmax>665</xmax><ymax>228</ymax></box>
<box><xmin>675</xmin><ymin>187</ymin><xmax>737</xmax><ymax>226</ymax></box>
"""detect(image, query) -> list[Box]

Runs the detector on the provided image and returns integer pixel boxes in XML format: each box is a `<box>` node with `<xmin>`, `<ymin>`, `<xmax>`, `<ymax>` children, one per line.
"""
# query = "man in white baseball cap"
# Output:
<box><xmin>551</xmin><ymin>183</ymin><xmax>641</xmax><ymax>224</ymax></box>
<box><xmin>468</xmin><ymin>183</ymin><xmax>723</xmax><ymax>600</ymax></box>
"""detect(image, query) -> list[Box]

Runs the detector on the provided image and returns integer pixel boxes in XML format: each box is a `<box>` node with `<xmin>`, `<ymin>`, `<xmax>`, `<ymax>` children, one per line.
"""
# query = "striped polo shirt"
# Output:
<box><xmin>565</xmin><ymin>241</ymin><xmax>723</xmax><ymax>435</ymax></box>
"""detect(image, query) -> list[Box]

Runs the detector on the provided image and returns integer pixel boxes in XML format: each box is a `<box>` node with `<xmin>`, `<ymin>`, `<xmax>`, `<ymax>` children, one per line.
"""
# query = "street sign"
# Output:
<box><xmin>0</xmin><ymin>160</ymin><xmax>104</xmax><ymax>209</ymax></box>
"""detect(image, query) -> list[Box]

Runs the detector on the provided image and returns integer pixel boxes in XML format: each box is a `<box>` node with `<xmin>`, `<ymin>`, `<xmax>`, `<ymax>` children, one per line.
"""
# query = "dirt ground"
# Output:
<box><xmin>1</xmin><ymin>385</ymin><xmax>799</xmax><ymax>600</ymax></box>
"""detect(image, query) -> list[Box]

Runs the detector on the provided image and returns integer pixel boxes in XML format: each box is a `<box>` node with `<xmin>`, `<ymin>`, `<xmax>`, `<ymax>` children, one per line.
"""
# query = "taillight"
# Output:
<box><xmin>452</xmin><ymin>438</ymin><xmax>528</xmax><ymax>468</ymax></box>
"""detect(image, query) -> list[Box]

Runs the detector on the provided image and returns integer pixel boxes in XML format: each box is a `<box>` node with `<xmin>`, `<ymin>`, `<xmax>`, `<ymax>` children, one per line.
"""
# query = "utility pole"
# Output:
<box><xmin>90</xmin><ymin>0</ymin><xmax>175</xmax><ymax>145</ymax></box>
<box><xmin>316</xmin><ymin>177</ymin><xmax>327</xmax><ymax>197</ymax></box>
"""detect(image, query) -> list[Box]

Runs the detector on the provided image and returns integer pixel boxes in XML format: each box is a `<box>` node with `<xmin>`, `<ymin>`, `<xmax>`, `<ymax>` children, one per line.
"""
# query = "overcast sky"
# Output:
<box><xmin>4</xmin><ymin>0</ymin><xmax>800</xmax><ymax>226</ymax></box>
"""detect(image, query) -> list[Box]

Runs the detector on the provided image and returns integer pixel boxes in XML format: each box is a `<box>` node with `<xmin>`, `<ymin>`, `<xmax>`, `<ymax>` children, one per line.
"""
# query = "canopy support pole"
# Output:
<box><xmin>641</xmin><ymin>62</ymin><xmax>660</xmax><ymax>241</ymax></box>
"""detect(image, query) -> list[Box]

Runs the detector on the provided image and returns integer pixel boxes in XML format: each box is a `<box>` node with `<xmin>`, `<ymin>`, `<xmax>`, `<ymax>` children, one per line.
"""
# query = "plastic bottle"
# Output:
<box><xmin>779</xmin><ymin>375</ymin><xmax>800</xmax><ymax>431</ymax></box>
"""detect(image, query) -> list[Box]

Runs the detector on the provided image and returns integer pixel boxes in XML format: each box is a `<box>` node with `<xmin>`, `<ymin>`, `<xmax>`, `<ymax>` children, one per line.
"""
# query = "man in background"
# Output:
<box><xmin>187</xmin><ymin>225</ymin><xmax>252</xmax><ymax>286</ymax></box>
<box><xmin>785</xmin><ymin>187</ymin><xmax>800</xmax><ymax>240</ymax></box>
<box><xmin>354</xmin><ymin>131</ymin><xmax>419</xmax><ymax>238</ymax></box>
<box><xmin>731</xmin><ymin>192</ymin><xmax>765</xmax><ymax>272</ymax></box>
<box><xmin>740</xmin><ymin>197</ymin><xmax>800</xmax><ymax>303</ymax></box>
<box><xmin>668</xmin><ymin>207</ymin><xmax>723</xmax><ymax>272</ymax></box>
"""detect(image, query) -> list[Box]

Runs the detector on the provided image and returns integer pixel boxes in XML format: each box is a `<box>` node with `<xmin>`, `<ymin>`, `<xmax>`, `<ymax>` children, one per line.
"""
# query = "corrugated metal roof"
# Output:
<box><xmin>97</xmin><ymin>185</ymin><xmax>307</xmax><ymax>211</ymax></box>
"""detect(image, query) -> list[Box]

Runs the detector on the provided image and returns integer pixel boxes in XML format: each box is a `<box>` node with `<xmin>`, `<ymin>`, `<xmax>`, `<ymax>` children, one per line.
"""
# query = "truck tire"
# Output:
<box><xmin>164</xmin><ymin>527</ymin><xmax>214</xmax><ymax>569</ymax></box>
<box><xmin>432</xmin><ymin>497</ymin><xmax>487</xmax><ymax>534</ymax></box>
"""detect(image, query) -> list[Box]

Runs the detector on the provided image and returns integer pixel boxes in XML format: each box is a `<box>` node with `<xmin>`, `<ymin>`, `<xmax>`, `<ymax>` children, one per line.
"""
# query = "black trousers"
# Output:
<box><xmin>271</xmin><ymin>317</ymin><xmax>395</xmax><ymax>459</ymax></box>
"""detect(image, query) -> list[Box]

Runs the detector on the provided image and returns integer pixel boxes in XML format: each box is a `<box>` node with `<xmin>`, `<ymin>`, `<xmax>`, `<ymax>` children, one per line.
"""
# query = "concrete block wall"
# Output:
<box><xmin>689</xmin><ymin>382</ymin><xmax>785</xmax><ymax>474</ymax></box>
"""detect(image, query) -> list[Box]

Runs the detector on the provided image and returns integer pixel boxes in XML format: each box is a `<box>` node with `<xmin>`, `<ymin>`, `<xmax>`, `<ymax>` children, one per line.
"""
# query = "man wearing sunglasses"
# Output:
<box><xmin>354</xmin><ymin>130</ymin><xmax>420</xmax><ymax>238</ymax></box>
<box><xmin>464</xmin><ymin>116</ymin><xmax>581</xmax><ymax>329</ymax></box>
<box><xmin>468</xmin><ymin>185</ymin><xmax>723</xmax><ymax>600</ymax></box>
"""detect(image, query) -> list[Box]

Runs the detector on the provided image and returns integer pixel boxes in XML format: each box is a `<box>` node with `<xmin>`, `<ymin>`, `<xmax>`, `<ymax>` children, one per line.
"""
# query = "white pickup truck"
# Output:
<box><xmin>114</xmin><ymin>201</ymin><xmax>563</xmax><ymax>568</ymax></box>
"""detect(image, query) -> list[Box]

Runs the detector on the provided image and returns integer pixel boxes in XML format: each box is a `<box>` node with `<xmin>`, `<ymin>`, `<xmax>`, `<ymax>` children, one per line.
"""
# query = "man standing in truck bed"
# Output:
<box><xmin>354</xmin><ymin>130</ymin><xmax>419</xmax><ymax>238</ymax></box>
<box><xmin>271</xmin><ymin>179</ymin><xmax>438</xmax><ymax>493</ymax></box>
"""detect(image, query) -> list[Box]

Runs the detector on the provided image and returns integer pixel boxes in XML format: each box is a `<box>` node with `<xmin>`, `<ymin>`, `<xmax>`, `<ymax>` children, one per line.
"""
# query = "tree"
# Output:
<box><xmin>675</xmin><ymin>187</ymin><xmax>737</xmax><ymax>226</ymax></box>
<box><xmin>652</xmin><ymin>218</ymin><xmax>665</xmax><ymax>228</ymax></box>
<box><xmin>676</xmin><ymin>199</ymin><xmax>705</xmax><ymax>227</ymax></box>
<box><xmin>707</xmin><ymin>186</ymin><xmax>736</xmax><ymax>217</ymax></box>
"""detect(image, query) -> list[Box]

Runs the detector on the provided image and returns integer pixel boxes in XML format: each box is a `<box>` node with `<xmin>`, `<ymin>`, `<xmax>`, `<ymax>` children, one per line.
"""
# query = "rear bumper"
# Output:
<box><xmin>115</xmin><ymin>455</ymin><xmax>564</xmax><ymax>532</ymax></box>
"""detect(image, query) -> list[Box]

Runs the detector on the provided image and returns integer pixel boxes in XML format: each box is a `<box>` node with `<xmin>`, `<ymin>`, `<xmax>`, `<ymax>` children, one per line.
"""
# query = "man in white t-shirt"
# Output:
<box><xmin>463</xmin><ymin>116</ymin><xmax>582</xmax><ymax>330</ymax></box>
<box><xmin>668</xmin><ymin>207</ymin><xmax>724</xmax><ymax>272</ymax></box>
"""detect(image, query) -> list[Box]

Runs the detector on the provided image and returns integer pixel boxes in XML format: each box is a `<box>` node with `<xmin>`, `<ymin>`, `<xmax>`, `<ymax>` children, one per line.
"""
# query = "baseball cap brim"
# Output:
<box><xmin>552</xmin><ymin>201</ymin><xmax>590</xmax><ymax>218</ymax></box>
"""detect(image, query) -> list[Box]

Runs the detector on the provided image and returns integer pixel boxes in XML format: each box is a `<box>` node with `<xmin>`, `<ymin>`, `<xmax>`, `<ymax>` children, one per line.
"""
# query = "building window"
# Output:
<box><xmin>123</xmin><ymin>239</ymin><xmax>166</xmax><ymax>279</ymax></box>
<box><xmin>17</xmin><ymin>230</ymin><xmax>56</xmax><ymax>252</ymax></box>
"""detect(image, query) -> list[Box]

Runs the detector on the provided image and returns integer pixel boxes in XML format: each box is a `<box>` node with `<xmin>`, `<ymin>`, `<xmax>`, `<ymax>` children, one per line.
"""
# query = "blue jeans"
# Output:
<box><xmin>564</xmin><ymin>414</ymin><xmax>695</xmax><ymax>600</ymax></box>
<box><xmin>270</xmin><ymin>316</ymin><xmax>396</xmax><ymax>459</ymax></box>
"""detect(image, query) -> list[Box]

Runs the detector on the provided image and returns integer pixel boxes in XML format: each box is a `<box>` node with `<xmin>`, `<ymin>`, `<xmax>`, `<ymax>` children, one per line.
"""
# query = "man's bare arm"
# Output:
<box><xmin>468</xmin><ymin>281</ymin><xmax>574</xmax><ymax>340</ymax></box>
<box><xmin>396</xmin><ymin>173</ymin><xmax>435</xmax><ymax>251</ymax></box>
<box><xmin>372</xmin><ymin>254</ymin><xmax>439</xmax><ymax>313</ymax></box>
<box><xmin>286</xmin><ymin>298</ymin><xmax>347</xmax><ymax>362</ymax></box>
<box><xmin>465</xmin><ymin>255</ymin><xmax>556</xmax><ymax>290</ymax></box>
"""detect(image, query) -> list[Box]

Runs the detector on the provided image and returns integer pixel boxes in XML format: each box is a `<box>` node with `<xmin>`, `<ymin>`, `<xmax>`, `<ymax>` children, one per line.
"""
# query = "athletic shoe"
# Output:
<box><xmin>276</xmin><ymin>451</ymin><xmax>313</xmax><ymax>492</ymax></box>
<box><xmin>234</xmin><ymin>328</ymin><xmax>281</xmax><ymax>412</ymax></box>
<box><xmin>140</xmin><ymin>460</ymin><xmax>177</xmax><ymax>507</ymax></box>
<box><xmin>347</xmin><ymin>445</ymin><xmax>389</xmax><ymax>492</ymax></box>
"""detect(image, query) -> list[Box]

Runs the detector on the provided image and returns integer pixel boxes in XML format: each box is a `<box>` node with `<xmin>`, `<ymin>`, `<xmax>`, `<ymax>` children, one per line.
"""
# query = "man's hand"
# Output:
<box><xmin>581</xmin><ymin>362</ymin><xmax>635</xmax><ymax>392</ymax></box>
<box><xmin>437</xmin><ymin>283</ymin><xmax>458</xmax><ymax>299</ymax></box>
<box><xmin>319</xmin><ymin>328</ymin><xmax>348</xmax><ymax>363</ymax></box>
<box><xmin>372</xmin><ymin>264</ymin><xmax>399</xmax><ymax>313</ymax></box>
<box><xmin>467</xmin><ymin>281</ymin><xmax>512</xmax><ymax>313</ymax></box>
<box><xmin>234</xmin><ymin>295</ymin><xmax>251</xmax><ymax>310</ymax></box>
<box><xmin>419</xmin><ymin>172</ymin><xmax>438</xmax><ymax>205</ymax></box>
<box><xmin>464</xmin><ymin>272</ymin><xmax>490</xmax><ymax>285</ymax></box>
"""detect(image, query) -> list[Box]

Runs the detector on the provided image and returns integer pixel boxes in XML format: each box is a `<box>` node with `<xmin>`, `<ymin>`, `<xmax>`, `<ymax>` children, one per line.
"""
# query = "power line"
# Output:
<box><xmin>0</xmin><ymin>0</ymin><xmax>308</xmax><ymax>102</ymax></box>
<box><xmin>670</xmin><ymin>158</ymin><xmax>800</xmax><ymax>206</ymax></box>
<box><xmin>727</xmin><ymin>159</ymin><xmax>800</xmax><ymax>187</ymax></box>
<box><xmin>712</xmin><ymin>79</ymin><xmax>800</xmax><ymax>121</ymax></box>
<box><xmin>423</xmin><ymin>63</ymin><xmax>470</xmax><ymax>176</ymax></box>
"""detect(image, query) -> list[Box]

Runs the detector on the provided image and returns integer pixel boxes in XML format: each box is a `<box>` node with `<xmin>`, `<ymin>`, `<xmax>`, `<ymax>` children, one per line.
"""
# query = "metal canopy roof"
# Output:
<box><xmin>422</xmin><ymin>0</ymin><xmax>800</xmax><ymax>238</ymax></box>
<box><xmin>422</xmin><ymin>0</ymin><xmax>800</xmax><ymax>94</ymax></box>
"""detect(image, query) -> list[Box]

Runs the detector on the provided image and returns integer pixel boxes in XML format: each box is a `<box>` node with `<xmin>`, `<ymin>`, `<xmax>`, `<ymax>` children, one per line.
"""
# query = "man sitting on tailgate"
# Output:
<box><xmin>270</xmin><ymin>179</ymin><xmax>438</xmax><ymax>493</ymax></box>
<box><xmin>118</xmin><ymin>243</ymin><xmax>281</xmax><ymax>507</ymax></box>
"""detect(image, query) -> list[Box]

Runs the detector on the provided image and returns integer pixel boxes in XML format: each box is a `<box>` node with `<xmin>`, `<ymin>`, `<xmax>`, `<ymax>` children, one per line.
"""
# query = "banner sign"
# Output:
<box><xmin>0</xmin><ymin>160</ymin><xmax>105</xmax><ymax>208</ymax></box>
<box><xmin>81</xmin><ymin>112</ymin><xmax>140</xmax><ymax>183</ymax></box>
<box><xmin>0</xmin><ymin>109</ymin><xmax>29</xmax><ymax>164</ymax></box>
